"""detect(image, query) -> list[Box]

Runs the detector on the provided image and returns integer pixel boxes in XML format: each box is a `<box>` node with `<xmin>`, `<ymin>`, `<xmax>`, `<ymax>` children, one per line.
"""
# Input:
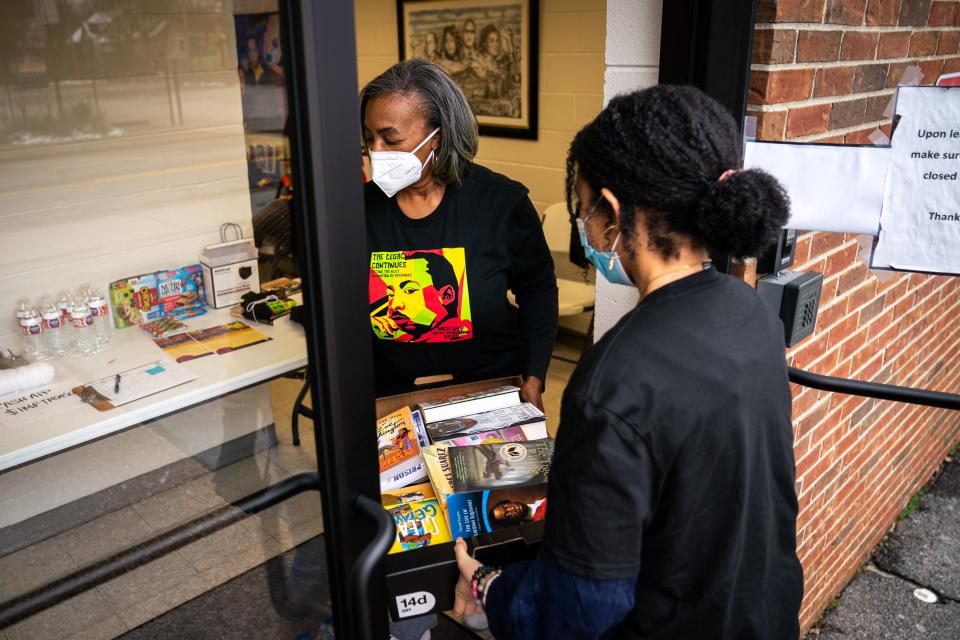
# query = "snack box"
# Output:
<box><xmin>110</xmin><ymin>273</ymin><xmax>161</xmax><ymax>328</ymax></box>
<box><xmin>140</xmin><ymin>317</ymin><xmax>189</xmax><ymax>339</ymax></box>
<box><xmin>156</xmin><ymin>264</ymin><xmax>207</xmax><ymax>319</ymax></box>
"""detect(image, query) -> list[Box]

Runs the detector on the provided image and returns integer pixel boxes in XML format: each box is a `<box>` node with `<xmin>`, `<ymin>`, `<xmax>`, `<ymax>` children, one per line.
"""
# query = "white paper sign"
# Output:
<box><xmin>873</xmin><ymin>86</ymin><xmax>960</xmax><ymax>273</ymax></box>
<box><xmin>0</xmin><ymin>383</ymin><xmax>88</xmax><ymax>427</ymax></box>
<box><xmin>743</xmin><ymin>140</ymin><xmax>890</xmax><ymax>235</ymax></box>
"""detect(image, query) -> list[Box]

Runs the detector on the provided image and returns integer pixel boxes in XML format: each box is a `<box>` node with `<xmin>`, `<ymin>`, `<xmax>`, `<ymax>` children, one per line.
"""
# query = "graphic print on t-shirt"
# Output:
<box><xmin>369</xmin><ymin>248</ymin><xmax>473</xmax><ymax>343</ymax></box>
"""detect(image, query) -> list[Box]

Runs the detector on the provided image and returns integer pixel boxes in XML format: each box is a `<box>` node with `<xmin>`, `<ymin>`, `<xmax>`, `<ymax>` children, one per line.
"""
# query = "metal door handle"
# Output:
<box><xmin>350</xmin><ymin>494</ymin><xmax>395</xmax><ymax>640</ymax></box>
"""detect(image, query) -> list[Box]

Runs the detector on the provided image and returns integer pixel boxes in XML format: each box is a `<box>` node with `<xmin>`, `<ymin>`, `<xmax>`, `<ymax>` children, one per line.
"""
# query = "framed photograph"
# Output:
<box><xmin>397</xmin><ymin>0</ymin><xmax>539</xmax><ymax>140</ymax></box>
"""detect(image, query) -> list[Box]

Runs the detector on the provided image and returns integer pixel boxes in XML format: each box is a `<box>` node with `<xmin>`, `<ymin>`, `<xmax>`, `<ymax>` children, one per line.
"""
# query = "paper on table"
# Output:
<box><xmin>187</xmin><ymin>321</ymin><xmax>271</xmax><ymax>355</ymax></box>
<box><xmin>873</xmin><ymin>86</ymin><xmax>960</xmax><ymax>273</ymax></box>
<box><xmin>154</xmin><ymin>332</ymin><xmax>216</xmax><ymax>363</ymax></box>
<box><xmin>154</xmin><ymin>321</ymin><xmax>271</xmax><ymax>363</ymax></box>
<box><xmin>78</xmin><ymin>359</ymin><xmax>198</xmax><ymax>411</ymax></box>
<box><xmin>743</xmin><ymin>140</ymin><xmax>890</xmax><ymax>235</ymax></box>
<box><xmin>0</xmin><ymin>382</ymin><xmax>89</xmax><ymax>427</ymax></box>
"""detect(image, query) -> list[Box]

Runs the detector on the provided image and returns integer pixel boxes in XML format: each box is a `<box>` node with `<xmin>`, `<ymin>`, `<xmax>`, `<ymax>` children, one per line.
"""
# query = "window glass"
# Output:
<box><xmin>0</xmin><ymin>2</ymin><xmax>327</xmax><ymax>636</ymax></box>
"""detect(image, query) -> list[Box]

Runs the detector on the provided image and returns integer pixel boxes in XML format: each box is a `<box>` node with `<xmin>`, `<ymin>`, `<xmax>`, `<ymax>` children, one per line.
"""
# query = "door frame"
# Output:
<box><xmin>282</xmin><ymin>1</ymin><xmax>388</xmax><ymax>637</ymax></box>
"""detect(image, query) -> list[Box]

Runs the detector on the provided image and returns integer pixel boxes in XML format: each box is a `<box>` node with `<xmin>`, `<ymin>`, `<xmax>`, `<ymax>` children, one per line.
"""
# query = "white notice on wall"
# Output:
<box><xmin>743</xmin><ymin>140</ymin><xmax>890</xmax><ymax>235</ymax></box>
<box><xmin>873</xmin><ymin>86</ymin><xmax>960</xmax><ymax>273</ymax></box>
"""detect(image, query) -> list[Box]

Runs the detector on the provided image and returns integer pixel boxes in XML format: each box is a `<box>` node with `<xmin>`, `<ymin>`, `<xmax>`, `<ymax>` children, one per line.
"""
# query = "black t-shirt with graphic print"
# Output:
<box><xmin>365</xmin><ymin>164</ymin><xmax>558</xmax><ymax>396</ymax></box>
<box><xmin>544</xmin><ymin>267</ymin><xmax>804</xmax><ymax>639</ymax></box>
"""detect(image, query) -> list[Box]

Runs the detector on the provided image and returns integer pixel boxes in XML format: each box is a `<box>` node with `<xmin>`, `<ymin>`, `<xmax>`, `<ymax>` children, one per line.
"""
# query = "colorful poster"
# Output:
<box><xmin>153</xmin><ymin>322</ymin><xmax>271</xmax><ymax>361</ymax></box>
<box><xmin>188</xmin><ymin>321</ymin><xmax>272</xmax><ymax>354</ymax></box>
<box><xmin>153</xmin><ymin>332</ymin><xmax>215</xmax><ymax>363</ymax></box>
<box><xmin>369</xmin><ymin>248</ymin><xmax>473</xmax><ymax>343</ymax></box>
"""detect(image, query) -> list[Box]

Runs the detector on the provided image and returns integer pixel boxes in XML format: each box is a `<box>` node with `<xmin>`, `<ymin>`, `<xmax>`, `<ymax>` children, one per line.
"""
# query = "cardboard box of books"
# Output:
<box><xmin>377</xmin><ymin>377</ymin><xmax>551</xmax><ymax>621</ymax></box>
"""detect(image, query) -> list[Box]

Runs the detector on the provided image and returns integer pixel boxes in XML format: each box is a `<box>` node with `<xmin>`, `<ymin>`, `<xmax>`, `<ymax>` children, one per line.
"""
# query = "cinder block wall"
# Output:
<box><xmin>750</xmin><ymin>0</ymin><xmax>960</xmax><ymax>631</ymax></box>
<box><xmin>354</xmin><ymin>0</ymin><xmax>606</xmax><ymax>213</ymax></box>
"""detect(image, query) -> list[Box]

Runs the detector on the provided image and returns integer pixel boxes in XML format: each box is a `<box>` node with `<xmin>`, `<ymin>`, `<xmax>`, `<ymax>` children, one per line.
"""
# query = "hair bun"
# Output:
<box><xmin>694</xmin><ymin>168</ymin><xmax>790</xmax><ymax>258</ymax></box>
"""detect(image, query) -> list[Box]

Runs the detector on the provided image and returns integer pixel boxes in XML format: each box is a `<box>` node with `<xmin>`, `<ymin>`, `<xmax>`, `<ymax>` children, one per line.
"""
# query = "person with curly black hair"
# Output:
<box><xmin>452</xmin><ymin>85</ymin><xmax>804</xmax><ymax>639</ymax></box>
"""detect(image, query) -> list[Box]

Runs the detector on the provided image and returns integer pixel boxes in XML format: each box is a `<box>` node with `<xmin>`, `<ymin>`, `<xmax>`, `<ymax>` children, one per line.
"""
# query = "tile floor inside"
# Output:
<box><xmin>0</xmin><ymin>336</ymin><xmax>581</xmax><ymax>640</ymax></box>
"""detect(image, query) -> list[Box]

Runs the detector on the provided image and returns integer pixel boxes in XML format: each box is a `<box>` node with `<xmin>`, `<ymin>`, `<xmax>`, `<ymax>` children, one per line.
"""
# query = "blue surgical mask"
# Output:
<box><xmin>576</xmin><ymin>202</ymin><xmax>634</xmax><ymax>286</ymax></box>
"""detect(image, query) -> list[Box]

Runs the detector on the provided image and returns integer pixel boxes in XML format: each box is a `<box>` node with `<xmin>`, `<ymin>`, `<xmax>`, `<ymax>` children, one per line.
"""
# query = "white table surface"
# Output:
<box><xmin>0</xmin><ymin>304</ymin><xmax>307</xmax><ymax>472</ymax></box>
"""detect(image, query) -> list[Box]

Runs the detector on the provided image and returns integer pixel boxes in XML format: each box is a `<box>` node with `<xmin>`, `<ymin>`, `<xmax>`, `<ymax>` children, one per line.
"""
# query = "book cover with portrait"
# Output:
<box><xmin>446</xmin><ymin>484</ymin><xmax>548</xmax><ymax>539</ymax></box>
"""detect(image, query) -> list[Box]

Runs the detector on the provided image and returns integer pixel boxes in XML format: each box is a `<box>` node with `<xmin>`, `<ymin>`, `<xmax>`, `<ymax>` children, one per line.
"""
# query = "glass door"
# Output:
<box><xmin>0</xmin><ymin>1</ymin><xmax>386</xmax><ymax>638</ymax></box>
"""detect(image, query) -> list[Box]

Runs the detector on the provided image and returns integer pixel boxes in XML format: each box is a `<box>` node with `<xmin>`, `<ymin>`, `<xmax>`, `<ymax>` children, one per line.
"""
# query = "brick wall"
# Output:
<box><xmin>751</xmin><ymin>1</ymin><xmax>960</xmax><ymax>632</ymax></box>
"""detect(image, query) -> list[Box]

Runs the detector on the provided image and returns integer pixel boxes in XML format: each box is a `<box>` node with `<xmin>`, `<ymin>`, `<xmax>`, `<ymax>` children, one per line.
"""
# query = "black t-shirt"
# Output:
<box><xmin>544</xmin><ymin>267</ymin><xmax>803</xmax><ymax>640</ymax></box>
<box><xmin>365</xmin><ymin>164</ymin><xmax>558</xmax><ymax>396</ymax></box>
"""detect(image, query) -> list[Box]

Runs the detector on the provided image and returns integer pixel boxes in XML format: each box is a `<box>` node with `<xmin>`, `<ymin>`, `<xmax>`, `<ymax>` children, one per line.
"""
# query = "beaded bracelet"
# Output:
<box><xmin>471</xmin><ymin>565</ymin><xmax>500</xmax><ymax>601</ymax></box>
<box><xmin>479</xmin><ymin>570</ymin><xmax>502</xmax><ymax>607</ymax></box>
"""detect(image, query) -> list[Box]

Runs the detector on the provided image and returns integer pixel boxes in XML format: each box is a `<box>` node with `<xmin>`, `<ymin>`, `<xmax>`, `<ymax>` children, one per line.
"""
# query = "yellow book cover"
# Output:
<box><xmin>376</xmin><ymin>407</ymin><xmax>420</xmax><ymax>473</ymax></box>
<box><xmin>422</xmin><ymin>443</ymin><xmax>454</xmax><ymax>506</ymax></box>
<box><xmin>387</xmin><ymin>498</ymin><xmax>452</xmax><ymax>554</ymax></box>
<box><xmin>381</xmin><ymin>482</ymin><xmax>436</xmax><ymax>508</ymax></box>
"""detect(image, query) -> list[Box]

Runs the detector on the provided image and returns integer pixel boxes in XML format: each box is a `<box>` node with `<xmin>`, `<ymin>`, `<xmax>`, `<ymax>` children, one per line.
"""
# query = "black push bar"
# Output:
<box><xmin>0</xmin><ymin>472</ymin><xmax>321</xmax><ymax>629</ymax></box>
<box><xmin>350</xmin><ymin>495</ymin><xmax>397</xmax><ymax>640</ymax></box>
<box><xmin>788</xmin><ymin>367</ymin><xmax>960</xmax><ymax>411</ymax></box>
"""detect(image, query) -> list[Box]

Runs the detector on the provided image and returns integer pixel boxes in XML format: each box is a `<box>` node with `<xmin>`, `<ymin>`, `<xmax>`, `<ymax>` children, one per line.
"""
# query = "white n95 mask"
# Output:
<box><xmin>369</xmin><ymin>128</ymin><xmax>439</xmax><ymax>198</ymax></box>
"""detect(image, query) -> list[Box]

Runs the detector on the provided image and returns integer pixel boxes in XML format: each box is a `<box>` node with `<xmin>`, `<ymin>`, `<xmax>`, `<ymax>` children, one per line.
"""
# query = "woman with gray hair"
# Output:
<box><xmin>361</xmin><ymin>59</ymin><xmax>558</xmax><ymax>413</ymax></box>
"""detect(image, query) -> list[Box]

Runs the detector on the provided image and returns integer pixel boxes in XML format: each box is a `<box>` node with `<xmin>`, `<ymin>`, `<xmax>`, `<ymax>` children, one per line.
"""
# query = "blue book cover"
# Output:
<box><xmin>446</xmin><ymin>484</ymin><xmax>548</xmax><ymax>538</ymax></box>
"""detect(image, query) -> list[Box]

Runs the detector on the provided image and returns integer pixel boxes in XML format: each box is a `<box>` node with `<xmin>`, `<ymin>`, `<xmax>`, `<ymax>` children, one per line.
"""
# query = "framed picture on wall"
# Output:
<box><xmin>397</xmin><ymin>0</ymin><xmax>539</xmax><ymax>139</ymax></box>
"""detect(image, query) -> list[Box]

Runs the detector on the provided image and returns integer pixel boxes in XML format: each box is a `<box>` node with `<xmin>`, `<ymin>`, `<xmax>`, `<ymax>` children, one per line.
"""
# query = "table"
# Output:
<box><xmin>0</xmin><ymin>304</ymin><xmax>307</xmax><ymax>473</ymax></box>
<box><xmin>0</xmin><ymin>305</ymin><xmax>307</xmax><ymax>529</ymax></box>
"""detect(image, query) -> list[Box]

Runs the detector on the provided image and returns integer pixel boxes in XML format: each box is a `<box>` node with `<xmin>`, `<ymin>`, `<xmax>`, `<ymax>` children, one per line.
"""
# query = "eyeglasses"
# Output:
<box><xmin>577</xmin><ymin>199</ymin><xmax>617</xmax><ymax>243</ymax></box>
<box><xmin>572</xmin><ymin>197</ymin><xmax>599</xmax><ymax>222</ymax></box>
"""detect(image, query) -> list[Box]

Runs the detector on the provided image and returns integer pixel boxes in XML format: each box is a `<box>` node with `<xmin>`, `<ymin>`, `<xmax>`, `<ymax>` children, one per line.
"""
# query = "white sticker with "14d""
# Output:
<box><xmin>395</xmin><ymin>591</ymin><xmax>436</xmax><ymax>618</ymax></box>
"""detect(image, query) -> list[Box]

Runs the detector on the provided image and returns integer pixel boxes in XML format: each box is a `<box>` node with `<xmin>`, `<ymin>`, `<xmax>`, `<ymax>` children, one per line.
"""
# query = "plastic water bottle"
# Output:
<box><xmin>57</xmin><ymin>292</ymin><xmax>73</xmax><ymax>322</ymax></box>
<box><xmin>70</xmin><ymin>301</ymin><xmax>99</xmax><ymax>356</ymax></box>
<box><xmin>15</xmin><ymin>299</ymin><xmax>32</xmax><ymax>326</ymax></box>
<box><xmin>57</xmin><ymin>293</ymin><xmax>75</xmax><ymax>345</ymax></box>
<box><xmin>40</xmin><ymin>302</ymin><xmax>69</xmax><ymax>357</ymax></box>
<box><xmin>19</xmin><ymin>308</ymin><xmax>48</xmax><ymax>361</ymax></box>
<box><xmin>87</xmin><ymin>291</ymin><xmax>112</xmax><ymax>345</ymax></box>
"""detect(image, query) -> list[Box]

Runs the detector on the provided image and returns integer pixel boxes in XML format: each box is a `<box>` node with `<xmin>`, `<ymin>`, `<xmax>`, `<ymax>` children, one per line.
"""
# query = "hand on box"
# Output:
<box><xmin>453</xmin><ymin>538</ymin><xmax>484</xmax><ymax>617</ymax></box>
<box><xmin>520</xmin><ymin>376</ymin><xmax>544</xmax><ymax>411</ymax></box>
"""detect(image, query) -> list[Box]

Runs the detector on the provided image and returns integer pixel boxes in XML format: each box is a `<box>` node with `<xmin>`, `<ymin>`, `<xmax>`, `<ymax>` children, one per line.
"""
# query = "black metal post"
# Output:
<box><xmin>659</xmin><ymin>0</ymin><xmax>759</xmax><ymax>272</ymax></box>
<box><xmin>281</xmin><ymin>1</ymin><xmax>386</xmax><ymax>638</ymax></box>
<box><xmin>659</xmin><ymin>0</ymin><xmax>758</xmax><ymax>131</ymax></box>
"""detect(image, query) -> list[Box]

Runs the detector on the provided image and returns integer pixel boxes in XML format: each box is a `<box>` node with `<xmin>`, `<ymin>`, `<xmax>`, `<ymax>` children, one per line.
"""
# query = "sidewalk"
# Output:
<box><xmin>805</xmin><ymin>455</ymin><xmax>960</xmax><ymax>639</ymax></box>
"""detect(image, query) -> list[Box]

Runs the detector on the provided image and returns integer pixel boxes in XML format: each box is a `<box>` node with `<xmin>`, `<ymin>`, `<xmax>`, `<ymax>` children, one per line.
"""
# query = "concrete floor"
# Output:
<box><xmin>806</xmin><ymin>456</ymin><xmax>960</xmax><ymax>640</ymax></box>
